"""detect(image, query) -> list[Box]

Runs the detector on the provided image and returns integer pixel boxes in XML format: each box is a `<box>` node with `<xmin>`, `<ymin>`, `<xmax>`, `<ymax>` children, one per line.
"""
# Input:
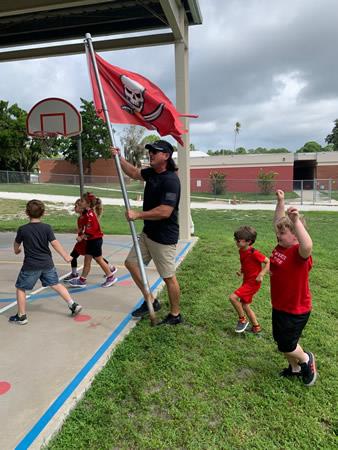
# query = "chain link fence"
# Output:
<box><xmin>190</xmin><ymin>176</ymin><xmax>338</xmax><ymax>205</ymax></box>
<box><xmin>0</xmin><ymin>171</ymin><xmax>337</xmax><ymax>205</ymax></box>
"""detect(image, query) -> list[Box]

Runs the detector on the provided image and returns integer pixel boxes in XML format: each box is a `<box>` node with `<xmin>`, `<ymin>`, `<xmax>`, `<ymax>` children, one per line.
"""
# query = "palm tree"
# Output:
<box><xmin>233</xmin><ymin>121</ymin><xmax>241</xmax><ymax>152</ymax></box>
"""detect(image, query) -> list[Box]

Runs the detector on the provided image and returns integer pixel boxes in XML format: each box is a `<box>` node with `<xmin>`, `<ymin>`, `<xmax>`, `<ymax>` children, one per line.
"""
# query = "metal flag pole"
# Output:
<box><xmin>84</xmin><ymin>33</ymin><xmax>156</xmax><ymax>325</ymax></box>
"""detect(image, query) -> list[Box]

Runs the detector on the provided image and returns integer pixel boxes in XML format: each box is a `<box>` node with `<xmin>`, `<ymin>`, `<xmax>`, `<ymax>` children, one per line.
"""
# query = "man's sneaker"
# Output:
<box><xmin>69</xmin><ymin>277</ymin><xmax>86</xmax><ymax>288</ymax></box>
<box><xmin>63</xmin><ymin>272</ymin><xmax>79</xmax><ymax>282</ymax></box>
<box><xmin>103</xmin><ymin>266</ymin><xmax>118</xmax><ymax>278</ymax></box>
<box><xmin>131</xmin><ymin>299</ymin><xmax>161</xmax><ymax>318</ymax></box>
<box><xmin>69</xmin><ymin>302</ymin><xmax>82</xmax><ymax>316</ymax></box>
<box><xmin>300</xmin><ymin>352</ymin><xmax>317</xmax><ymax>387</ymax></box>
<box><xmin>235</xmin><ymin>318</ymin><xmax>249</xmax><ymax>333</ymax></box>
<box><xmin>9</xmin><ymin>313</ymin><xmax>28</xmax><ymax>325</ymax></box>
<box><xmin>250</xmin><ymin>324</ymin><xmax>262</xmax><ymax>334</ymax></box>
<box><xmin>157</xmin><ymin>313</ymin><xmax>183</xmax><ymax>325</ymax></box>
<box><xmin>280</xmin><ymin>365</ymin><xmax>302</xmax><ymax>378</ymax></box>
<box><xmin>101</xmin><ymin>274</ymin><xmax>117</xmax><ymax>288</ymax></box>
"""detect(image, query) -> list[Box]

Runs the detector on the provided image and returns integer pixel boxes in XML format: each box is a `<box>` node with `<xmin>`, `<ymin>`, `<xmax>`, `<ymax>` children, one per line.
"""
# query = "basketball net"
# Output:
<box><xmin>30</xmin><ymin>131</ymin><xmax>61</xmax><ymax>152</ymax></box>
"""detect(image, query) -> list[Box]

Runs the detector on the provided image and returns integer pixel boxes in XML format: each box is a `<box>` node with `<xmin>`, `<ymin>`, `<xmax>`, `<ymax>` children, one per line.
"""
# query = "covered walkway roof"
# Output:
<box><xmin>0</xmin><ymin>0</ymin><xmax>202</xmax><ymax>61</ymax></box>
<box><xmin>0</xmin><ymin>0</ymin><xmax>202</xmax><ymax>239</ymax></box>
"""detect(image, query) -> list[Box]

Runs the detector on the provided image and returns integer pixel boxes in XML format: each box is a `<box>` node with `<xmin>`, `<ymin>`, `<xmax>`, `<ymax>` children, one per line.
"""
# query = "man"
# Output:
<box><xmin>111</xmin><ymin>140</ymin><xmax>182</xmax><ymax>325</ymax></box>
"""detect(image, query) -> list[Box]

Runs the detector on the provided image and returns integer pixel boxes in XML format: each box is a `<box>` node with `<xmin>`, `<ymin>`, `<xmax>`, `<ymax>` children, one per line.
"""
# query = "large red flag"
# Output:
<box><xmin>88</xmin><ymin>52</ymin><xmax>197</xmax><ymax>146</ymax></box>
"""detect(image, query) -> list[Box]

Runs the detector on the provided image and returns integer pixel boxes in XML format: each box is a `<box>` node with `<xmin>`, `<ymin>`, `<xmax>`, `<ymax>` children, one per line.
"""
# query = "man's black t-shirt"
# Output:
<box><xmin>141</xmin><ymin>168</ymin><xmax>180</xmax><ymax>245</ymax></box>
<box><xmin>15</xmin><ymin>222</ymin><xmax>56</xmax><ymax>271</ymax></box>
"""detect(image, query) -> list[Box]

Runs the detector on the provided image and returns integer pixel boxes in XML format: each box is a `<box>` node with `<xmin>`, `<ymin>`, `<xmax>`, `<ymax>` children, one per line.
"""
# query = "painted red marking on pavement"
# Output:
<box><xmin>118</xmin><ymin>280</ymin><xmax>133</xmax><ymax>286</ymax></box>
<box><xmin>74</xmin><ymin>314</ymin><xmax>91</xmax><ymax>322</ymax></box>
<box><xmin>0</xmin><ymin>381</ymin><xmax>11</xmax><ymax>395</ymax></box>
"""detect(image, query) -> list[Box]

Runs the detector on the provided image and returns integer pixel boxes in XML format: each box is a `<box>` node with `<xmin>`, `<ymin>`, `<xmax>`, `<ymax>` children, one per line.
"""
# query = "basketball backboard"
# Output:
<box><xmin>26</xmin><ymin>97</ymin><xmax>82</xmax><ymax>138</ymax></box>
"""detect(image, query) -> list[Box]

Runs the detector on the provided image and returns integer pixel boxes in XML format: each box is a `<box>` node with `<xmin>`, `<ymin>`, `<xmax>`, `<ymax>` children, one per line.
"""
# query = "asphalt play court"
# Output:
<box><xmin>0</xmin><ymin>232</ymin><xmax>196</xmax><ymax>449</ymax></box>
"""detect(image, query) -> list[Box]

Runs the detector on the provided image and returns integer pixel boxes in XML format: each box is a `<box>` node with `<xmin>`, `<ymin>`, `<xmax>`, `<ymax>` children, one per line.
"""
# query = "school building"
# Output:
<box><xmin>38</xmin><ymin>151</ymin><xmax>338</xmax><ymax>193</ymax></box>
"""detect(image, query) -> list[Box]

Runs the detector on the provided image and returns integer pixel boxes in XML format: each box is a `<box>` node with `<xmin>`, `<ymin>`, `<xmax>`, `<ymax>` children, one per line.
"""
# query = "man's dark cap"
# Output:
<box><xmin>145</xmin><ymin>140</ymin><xmax>174</xmax><ymax>155</ymax></box>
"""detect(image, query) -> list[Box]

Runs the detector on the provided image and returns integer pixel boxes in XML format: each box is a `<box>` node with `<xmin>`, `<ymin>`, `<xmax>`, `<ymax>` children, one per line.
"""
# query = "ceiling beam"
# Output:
<box><xmin>0</xmin><ymin>32</ymin><xmax>175</xmax><ymax>62</ymax></box>
<box><xmin>159</xmin><ymin>0</ymin><xmax>184</xmax><ymax>41</ymax></box>
<box><xmin>0</xmin><ymin>1</ymin><xmax>113</xmax><ymax>17</ymax></box>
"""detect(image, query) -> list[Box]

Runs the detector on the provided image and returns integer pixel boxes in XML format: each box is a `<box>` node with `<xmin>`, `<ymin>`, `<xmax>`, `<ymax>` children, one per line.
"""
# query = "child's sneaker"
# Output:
<box><xmin>250</xmin><ymin>324</ymin><xmax>262</xmax><ymax>334</ymax></box>
<box><xmin>279</xmin><ymin>365</ymin><xmax>302</xmax><ymax>378</ymax></box>
<box><xmin>9</xmin><ymin>313</ymin><xmax>28</xmax><ymax>325</ymax></box>
<box><xmin>63</xmin><ymin>272</ymin><xmax>79</xmax><ymax>282</ymax></box>
<box><xmin>101</xmin><ymin>274</ymin><xmax>117</xmax><ymax>288</ymax></box>
<box><xmin>69</xmin><ymin>302</ymin><xmax>82</xmax><ymax>316</ymax></box>
<box><xmin>300</xmin><ymin>352</ymin><xmax>317</xmax><ymax>387</ymax></box>
<box><xmin>235</xmin><ymin>318</ymin><xmax>249</xmax><ymax>333</ymax></box>
<box><xmin>103</xmin><ymin>266</ymin><xmax>118</xmax><ymax>278</ymax></box>
<box><xmin>69</xmin><ymin>277</ymin><xmax>86</xmax><ymax>288</ymax></box>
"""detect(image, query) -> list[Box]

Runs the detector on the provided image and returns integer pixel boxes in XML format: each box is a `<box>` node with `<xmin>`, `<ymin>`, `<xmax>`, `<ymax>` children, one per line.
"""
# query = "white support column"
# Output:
<box><xmin>175</xmin><ymin>9</ymin><xmax>191</xmax><ymax>240</ymax></box>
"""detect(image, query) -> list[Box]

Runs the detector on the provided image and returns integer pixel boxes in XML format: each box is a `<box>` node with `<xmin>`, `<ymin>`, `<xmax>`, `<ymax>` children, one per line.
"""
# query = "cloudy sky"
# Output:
<box><xmin>0</xmin><ymin>0</ymin><xmax>338</xmax><ymax>152</ymax></box>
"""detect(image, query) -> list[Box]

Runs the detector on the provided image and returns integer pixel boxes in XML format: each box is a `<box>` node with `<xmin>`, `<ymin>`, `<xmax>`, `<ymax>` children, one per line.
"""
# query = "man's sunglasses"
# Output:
<box><xmin>148</xmin><ymin>149</ymin><xmax>166</xmax><ymax>155</ymax></box>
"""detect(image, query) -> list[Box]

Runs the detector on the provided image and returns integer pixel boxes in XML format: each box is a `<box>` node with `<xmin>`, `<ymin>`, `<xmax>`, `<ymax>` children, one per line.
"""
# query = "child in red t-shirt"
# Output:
<box><xmin>64</xmin><ymin>198</ymin><xmax>116</xmax><ymax>283</ymax></box>
<box><xmin>68</xmin><ymin>193</ymin><xmax>117</xmax><ymax>288</ymax></box>
<box><xmin>270</xmin><ymin>190</ymin><xmax>317</xmax><ymax>387</ymax></box>
<box><xmin>229</xmin><ymin>226</ymin><xmax>270</xmax><ymax>334</ymax></box>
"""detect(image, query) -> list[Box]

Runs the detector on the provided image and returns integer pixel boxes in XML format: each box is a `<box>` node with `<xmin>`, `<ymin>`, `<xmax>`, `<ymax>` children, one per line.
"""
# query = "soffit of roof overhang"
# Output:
<box><xmin>0</xmin><ymin>0</ymin><xmax>202</xmax><ymax>48</ymax></box>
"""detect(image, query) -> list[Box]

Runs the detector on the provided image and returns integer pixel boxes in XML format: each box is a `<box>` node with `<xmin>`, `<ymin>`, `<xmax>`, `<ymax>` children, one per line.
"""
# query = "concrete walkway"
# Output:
<box><xmin>0</xmin><ymin>233</ymin><xmax>196</xmax><ymax>449</ymax></box>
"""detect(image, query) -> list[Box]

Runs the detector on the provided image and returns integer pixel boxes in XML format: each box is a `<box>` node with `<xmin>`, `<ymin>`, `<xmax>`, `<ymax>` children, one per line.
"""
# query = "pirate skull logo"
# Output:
<box><xmin>121</xmin><ymin>75</ymin><xmax>145</xmax><ymax>112</ymax></box>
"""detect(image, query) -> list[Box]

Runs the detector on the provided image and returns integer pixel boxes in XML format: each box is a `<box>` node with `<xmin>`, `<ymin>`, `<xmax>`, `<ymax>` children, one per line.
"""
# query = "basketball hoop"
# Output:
<box><xmin>27</xmin><ymin>98</ymin><xmax>82</xmax><ymax>153</ymax></box>
<box><xmin>26</xmin><ymin>98</ymin><xmax>82</xmax><ymax>138</ymax></box>
<box><xmin>26</xmin><ymin>98</ymin><xmax>84</xmax><ymax>193</ymax></box>
<box><xmin>30</xmin><ymin>131</ymin><xmax>62</xmax><ymax>153</ymax></box>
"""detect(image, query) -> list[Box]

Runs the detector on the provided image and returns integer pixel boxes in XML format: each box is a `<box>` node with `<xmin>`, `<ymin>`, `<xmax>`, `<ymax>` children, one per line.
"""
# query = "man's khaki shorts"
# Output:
<box><xmin>125</xmin><ymin>232</ymin><xmax>177</xmax><ymax>279</ymax></box>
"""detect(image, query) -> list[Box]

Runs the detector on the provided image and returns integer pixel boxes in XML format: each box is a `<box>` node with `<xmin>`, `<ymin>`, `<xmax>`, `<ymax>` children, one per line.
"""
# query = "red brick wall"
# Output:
<box><xmin>39</xmin><ymin>159</ymin><xmax>118</xmax><ymax>183</ymax></box>
<box><xmin>316</xmin><ymin>165</ymin><xmax>338</xmax><ymax>180</ymax></box>
<box><xmin>191</xmin><ymin>166</ymin><xmax>293</xmax><ymax>193</ymax></box>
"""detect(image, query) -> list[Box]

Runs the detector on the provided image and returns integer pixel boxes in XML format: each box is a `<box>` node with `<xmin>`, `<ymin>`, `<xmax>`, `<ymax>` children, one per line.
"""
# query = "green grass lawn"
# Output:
<box><xmin>1</xmin><ymin>201</ymin><xmax>336</xmax><ymax>449</ymax></box>
<box><xmin>330</xmin><ymin>190</ymin><xmax>338</xmax><ymax>201</ymax></box>
<box><xmin>0</xmin><ymin>181</ymin><xmax>143</xmax><ymax>199</ymax></box>
<box><xmin>191</xmin><ymin>191</ymin><xmax>299</xmax><ymax>202</ymax></box>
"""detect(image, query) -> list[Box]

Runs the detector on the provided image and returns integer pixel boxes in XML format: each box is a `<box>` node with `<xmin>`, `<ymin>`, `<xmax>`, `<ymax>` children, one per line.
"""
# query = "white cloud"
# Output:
<box><xmin>1</xmin><ymin>0</ymin><xmax>338</xmax><ymax>152</ymax></box>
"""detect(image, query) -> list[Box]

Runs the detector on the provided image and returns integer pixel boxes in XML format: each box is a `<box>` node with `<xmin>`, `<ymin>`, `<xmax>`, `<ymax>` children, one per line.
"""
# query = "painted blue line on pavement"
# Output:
<box><xmin>14</xmin><ymin>240</ymin><xmax>193</xmax><ymax>449</ymax></box>
<box><xmin>0</xmin><ymin>274</ymin><xmax>131</xmax><ymax>304</ymax></box>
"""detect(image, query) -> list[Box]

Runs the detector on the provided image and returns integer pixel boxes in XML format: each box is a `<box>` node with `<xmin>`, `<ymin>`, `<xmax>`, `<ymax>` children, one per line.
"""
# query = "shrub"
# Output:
<box><xmin>257</xmin><ymin>169</ymin><xmax>277</xmax><ymax>194</ymax></box>
<box><xmin>209</xmin><ymin>171</ymin><xmax>226</xmax><ymax>195</ymax></box>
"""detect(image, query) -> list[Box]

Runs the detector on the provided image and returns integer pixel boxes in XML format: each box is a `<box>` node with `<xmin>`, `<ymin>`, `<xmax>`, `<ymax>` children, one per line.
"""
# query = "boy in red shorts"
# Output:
<box><xmin>229</xmin><ymin>226</ymin><xmax>270</xmax><ymax>333</ymax></box>
<box><xmin>270</xmin><ymin>190</ymin><xmax>317</xmax><ymax>386</ymax></box>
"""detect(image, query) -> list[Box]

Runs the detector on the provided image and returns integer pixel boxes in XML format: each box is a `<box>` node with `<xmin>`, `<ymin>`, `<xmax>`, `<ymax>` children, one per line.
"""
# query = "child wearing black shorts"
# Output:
<box><xmin>68</xmin><ymin>193</ymin><xmax>117</xmax><ymax>288</ymax></box>
<box><xmin>64</xmin><ymin>199</ymin><xmax>115</xmax><ymax>283</ymax></box>
<box><xmin>270</xmin><ymin>190</ymin><xmax>317</xmax><ymax>386</ymax></box>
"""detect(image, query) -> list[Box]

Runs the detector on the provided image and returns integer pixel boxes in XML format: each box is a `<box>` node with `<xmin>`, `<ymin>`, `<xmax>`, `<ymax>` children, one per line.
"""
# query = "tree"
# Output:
<box><xmin>141</xmin><ymin>134</ymin><xmax>159</xmax><ymax>146</ymax></box>
<box><xmin>296</xmin><ymin>141</ymin><xmax>322</xmax><ymax>153</ymax></box>
<box><xmin>233</xmin><ymin>121</ymin><xmax>241</xmax><ymax>151</ymax></box>
<box><xmin>0</xmin><ymin>100</ymin><xmax>57</xmax><ymax>173</ymax></box>
<box><xmin>257</xmin><ymin>169</ymin><xmax>278</xmax><ymax>195</ymax></box>
<box><xmin>209</xmin><ymin>171</ymin><xmax>226</xmax><ymax>195</ymax></box>
<box><xmin>120</xmin><ymin>125</ymin><xmax>145</xmax><ymax>167</ymax></box>
<box><xmin>325</xmin><ymin>119</ymin><xmax>338</xmax><ymax>151</ymax></box>
<box><xmin>235</xmin><ymin>147</ymin><xmax>246</xmax><ymax>154</ymax></box>
<box><xmin>61</xmin><ymin>98</ymin><xmax>111</xmax><ymax>174</ymax></box>
<box><xmin>208</xmin><ymin>149</ymin><xmax>233</xmax><ymax>155</ymax></box>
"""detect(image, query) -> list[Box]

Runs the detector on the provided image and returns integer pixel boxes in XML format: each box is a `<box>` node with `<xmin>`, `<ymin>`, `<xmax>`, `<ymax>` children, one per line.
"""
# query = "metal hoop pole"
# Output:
<box><xmin>84</xmin><ymin>33</ymin><xmax>156</xmax><ymax>324</ymax></box>
<box><xmin>77</xmin><ymin>135</ymin><xmax>85</xmax><ymax>197</ymax></box>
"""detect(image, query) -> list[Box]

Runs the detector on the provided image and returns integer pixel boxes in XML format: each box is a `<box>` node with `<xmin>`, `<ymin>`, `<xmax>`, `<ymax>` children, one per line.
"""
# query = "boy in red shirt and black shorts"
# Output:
<box><xmin>270</xmin><ymin>190</ymin><xmax>317</xmax><ymax>386</ymax></box>
<box><xmin>229</xmin><ymin>226</ymin><xmax>270</xmax><ymax>334</ymax></box>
